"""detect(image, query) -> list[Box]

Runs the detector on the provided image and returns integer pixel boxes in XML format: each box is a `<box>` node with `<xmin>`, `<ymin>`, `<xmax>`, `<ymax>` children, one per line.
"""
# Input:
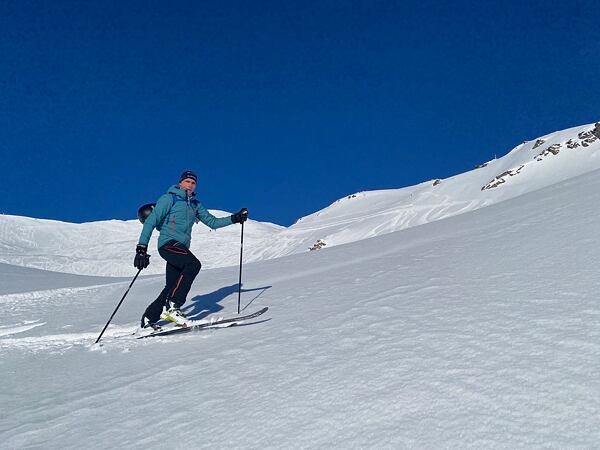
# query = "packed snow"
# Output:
<box><xmin>2</xmin><ymin>122</ymin><xmax>600</xmax><ymax>448</ymax></box>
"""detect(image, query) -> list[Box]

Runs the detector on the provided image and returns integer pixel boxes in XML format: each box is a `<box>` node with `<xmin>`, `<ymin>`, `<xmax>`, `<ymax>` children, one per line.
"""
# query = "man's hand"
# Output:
<box><xmin>231</xmin><ymin>208</ymin><xmax>249</xmax><ymax>224</ymax></box>
<box><xmin>134</xmin><ymin>244</ymin><xmax>150</xmax><ymax>270</ymax></box>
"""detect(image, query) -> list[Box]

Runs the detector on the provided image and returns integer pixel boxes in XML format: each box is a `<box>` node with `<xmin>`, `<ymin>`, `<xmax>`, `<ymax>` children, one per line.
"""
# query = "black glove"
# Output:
<box><xmin>134</xmin><ymin>244</ymin><xmax>150</xmax><ymax>270</ymax></box>
<box><xmin>231</xmin><ymin>208</ymin><xmax>249</xmax><ymax>224</ymax></box>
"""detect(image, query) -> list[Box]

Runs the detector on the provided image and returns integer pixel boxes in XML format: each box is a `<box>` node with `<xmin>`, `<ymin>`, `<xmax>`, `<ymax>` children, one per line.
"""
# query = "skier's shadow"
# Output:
<box><xmin>184</xmin><ymin>284</ymin><xmax>272</xmax><ymax>320</ymax></box>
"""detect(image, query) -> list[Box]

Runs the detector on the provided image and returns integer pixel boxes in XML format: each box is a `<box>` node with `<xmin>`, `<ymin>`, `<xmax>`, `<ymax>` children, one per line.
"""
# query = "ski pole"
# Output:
<box><xmin>95</xmin><ymin>268</ymin><xmax>142</xmax><ymax>344</ymax></box>
<box><xmin>237</xmin><ymin>220</ymin><xmax>245</xmax><ymax>314</ymax></box>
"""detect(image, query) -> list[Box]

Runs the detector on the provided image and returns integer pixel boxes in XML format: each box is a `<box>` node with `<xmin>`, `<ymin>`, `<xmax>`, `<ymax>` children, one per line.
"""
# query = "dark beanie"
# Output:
<box><xmin>180</xmin><ymin>170</ymin><xmax>198</xmax><ymax>183</ymax></box>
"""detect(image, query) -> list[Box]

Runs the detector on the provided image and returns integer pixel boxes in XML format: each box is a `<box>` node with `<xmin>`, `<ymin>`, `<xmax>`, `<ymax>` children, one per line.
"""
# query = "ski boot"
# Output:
<box><xmin>160</xmin><ymin>301</ymin><xmax>188</xmax><ymax>326</ymax></box>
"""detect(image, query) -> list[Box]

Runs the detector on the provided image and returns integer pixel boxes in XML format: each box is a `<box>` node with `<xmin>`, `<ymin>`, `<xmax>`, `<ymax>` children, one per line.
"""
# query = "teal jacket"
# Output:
<box><xmin>138</xmin><ymin>185</ymin><xmax>233</xmax><ymax>249</ymax></box>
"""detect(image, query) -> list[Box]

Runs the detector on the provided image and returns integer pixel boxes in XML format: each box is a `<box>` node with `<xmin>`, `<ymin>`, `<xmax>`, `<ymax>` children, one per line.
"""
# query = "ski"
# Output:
<box><xmin>136</xmin><ymin>306</ymin><xmax>269</xmax><ymax>339</ymax></box>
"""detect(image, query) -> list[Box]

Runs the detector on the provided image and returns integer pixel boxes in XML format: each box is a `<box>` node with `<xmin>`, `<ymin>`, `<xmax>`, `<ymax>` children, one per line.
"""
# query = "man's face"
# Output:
<box><xmin>179</xmin><ymin>178</ymin><xmax>197</xmax><ymax>194</ymax></box>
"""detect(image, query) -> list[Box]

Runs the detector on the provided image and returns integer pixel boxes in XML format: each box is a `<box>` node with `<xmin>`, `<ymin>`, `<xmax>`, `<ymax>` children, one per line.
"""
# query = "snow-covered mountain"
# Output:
<box><xmin>0</xmin><ymin>212</ymin><xmax>284</xmax><ymax>276</ymax></box>
<box><xmin>3</xmin><ymin>147</ymin><xmax>600</xmax><ymax>447</ymax></box>
<box><xmin>1</xmin><ymin>121</ymin><xmax>598</xmax><ymax>277</ymax></box>
<box><xmin>267</xmin><ymin>121</ymin><xmax>600</xmax><ymax>256</ymax></box>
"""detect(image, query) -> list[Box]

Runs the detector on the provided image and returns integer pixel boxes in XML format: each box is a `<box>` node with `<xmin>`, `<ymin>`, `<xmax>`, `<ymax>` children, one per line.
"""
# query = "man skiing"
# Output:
<box><xmin>134</xmin><ymin>170</ymin><xmax>248</xmax><ymax>330</ymax></box>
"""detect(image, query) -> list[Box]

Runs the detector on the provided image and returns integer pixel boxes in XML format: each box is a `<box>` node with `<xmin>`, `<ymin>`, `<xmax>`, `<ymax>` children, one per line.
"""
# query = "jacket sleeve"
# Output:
<box><xmin>195</xmin><ymin>202</ymin><xmax>234</xmax><ymax>230</ymax></box>
<box><xmin>138</xmin><ymin>194</ymin><xmax>171</xmax><ymax>246</ymax></box>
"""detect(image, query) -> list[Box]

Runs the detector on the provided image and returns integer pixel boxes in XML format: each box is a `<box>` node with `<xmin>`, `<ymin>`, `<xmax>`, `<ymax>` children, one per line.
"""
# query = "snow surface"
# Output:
<box><xmin>2</xmin><ymin>122</ymin><xmax>599</xmax><ymax>277</ymax></box>
<box><xmin>0</xmin><ymin>212</ymin><xmax>284</xmax><ymax>276</ymax></box>
<box><xmin>0</xmin><ymin>262</ymin><xmax>133</xmax><ymax>295</ymax></box>
<box><xmin>3</xmin><ymin>143</ymin><xmax>600</xmax><ymax>447</ymax></box>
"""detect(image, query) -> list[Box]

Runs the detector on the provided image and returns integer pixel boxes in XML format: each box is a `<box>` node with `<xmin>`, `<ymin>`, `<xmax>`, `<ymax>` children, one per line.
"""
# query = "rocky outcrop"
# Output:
<box><xmin>481</xmin><ymin>165</ymin><xmax>525</xmax><ymax>190</ymax></box>
<box><xmin>578</xmin><ymin>130</ymin><xmax>598</xmax><ymax>147</ymax></box>
<box><xmin>533</xmin><ymin>139</ymin><xmax>546</xmax><ymax>149</ymax></box>
<box><xmin>534</xmin><ymin>128</ymin><xmax>598</xmax><ymax>160</ymax></box>
<box><xmin>566</xmin><ymin>139</ymin><xmax>579</xmax><ymax>149</ymax></box>
<box><xmin>481</xmin><ymin>125</ymin><xmax>599</xmax><ymax>191</ymax></box>
<box><xmin>309</xmin><ymin>239</ymin><xmax>327</xmax><ymax>251</ymax></box>
<box><xmin>535</xmin><ymin>143</ymin><xmax>562</xmax><ymax>161</ymax></box>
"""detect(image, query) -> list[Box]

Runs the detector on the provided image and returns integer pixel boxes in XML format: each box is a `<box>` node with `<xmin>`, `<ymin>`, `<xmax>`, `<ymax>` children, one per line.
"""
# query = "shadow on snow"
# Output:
<box><xmin>183</xmin><ymin>284</ymin><xmax>272</xmax><ymax>320</ymax></box>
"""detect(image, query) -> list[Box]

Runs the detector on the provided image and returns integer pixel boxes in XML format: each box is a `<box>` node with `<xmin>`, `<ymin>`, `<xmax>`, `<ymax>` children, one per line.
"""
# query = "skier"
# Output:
<box><xmin>134</xmin><ymin>170</ymin><xmax>248</xmax><ymax>330</ymax></box>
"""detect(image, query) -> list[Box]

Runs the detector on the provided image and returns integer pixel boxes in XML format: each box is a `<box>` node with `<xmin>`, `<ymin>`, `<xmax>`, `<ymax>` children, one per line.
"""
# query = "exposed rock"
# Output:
<box><xmin>433</xmin><ymin>179</ymin><xmax>442</xmax><ymax>186</ymax></box>
<box><xmin>481</xmin><ymin>165</ymin><xmax>525</xmax><ymax>190</ymax></box>
<box><xmin>566</xmin><ymin>139</ymin><xmax>580</xmax><ymax>149</ymax></box>
<box><xmin>579</xmin><ymin>130</ymin><xmax>595</xmax><ymax>140</ymax></box>
<box><xmin>347</xmin><ymin>194</ymin><xmax>357</xmax><ymax>200</ymax></box>
<box><xmin>474</xmin><ymin>163</ymin><xmax>488</xmax><ymax>169</ymax></box>
<box><xmin>535</xmin><ymin>143</ymin><xmax>562</xmax><ymax>161</ymax></box>
<box><xmin>581</xmin><ymin>136</ymin><xmax>598</xmax><ymax>147</ymax></box>
<box><xmin>309</xmin><ymin>239</ymin><xmax>327</xmax><ymax>251</ymax></box>
<box><xmin>595</xmin><ymin>122</ymin><xmax>600</xmax><ymax>138</ymax></box>
<box><xmin>579</xmin><ymin>130</ymin><xmax>600</xmax><ymax>147</ymax></box>
<box><xmin>533</xmin><ymin>139</ymin><xmax>546</xmax><ymax>149</ymax></box>
<box><xmin>575</xmin><ymin>129</ymin><xmax>598</xmax><ymax>147</ymax></box>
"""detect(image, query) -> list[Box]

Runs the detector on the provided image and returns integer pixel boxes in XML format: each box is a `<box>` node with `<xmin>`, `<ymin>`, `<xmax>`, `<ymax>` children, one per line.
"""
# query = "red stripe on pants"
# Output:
<box><xmin>170</xmin><ymin>274</ymin><xmax>184</xmax><ymax>299</ymax></box>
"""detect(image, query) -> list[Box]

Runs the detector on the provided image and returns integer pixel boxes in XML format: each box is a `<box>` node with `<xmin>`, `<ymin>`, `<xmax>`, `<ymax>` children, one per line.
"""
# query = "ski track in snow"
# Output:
<box><xmin>0</xmin><ymin>321</ymin><xmax>46</xmax><ymax>337</ymax></box>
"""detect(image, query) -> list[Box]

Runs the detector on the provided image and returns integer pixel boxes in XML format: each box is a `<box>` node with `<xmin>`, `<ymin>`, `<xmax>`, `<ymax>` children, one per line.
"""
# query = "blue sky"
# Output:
<box><xmin>1</xmin><ymin>0</ymin><xmax>599</xmax><ymax>226</ymax></box>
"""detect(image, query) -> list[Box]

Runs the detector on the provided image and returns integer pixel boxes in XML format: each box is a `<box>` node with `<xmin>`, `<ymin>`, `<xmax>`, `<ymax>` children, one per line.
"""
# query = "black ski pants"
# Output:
<box><xmin>143</xmin><ymin>240</ymin><xmax>201</xmax><ymax>323</ymax></box>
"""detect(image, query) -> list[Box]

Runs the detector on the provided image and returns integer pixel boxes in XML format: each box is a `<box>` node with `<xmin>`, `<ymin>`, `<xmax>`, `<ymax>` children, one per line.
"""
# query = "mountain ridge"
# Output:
<box><xmin>1</xmin><ymin>121</ymin><xmax>598</xmax><ymax>276</ymax></box>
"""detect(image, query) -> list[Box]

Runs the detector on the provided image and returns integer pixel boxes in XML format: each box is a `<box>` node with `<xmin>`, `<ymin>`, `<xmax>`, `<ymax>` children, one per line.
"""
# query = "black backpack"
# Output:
<box><xmin>137</xmin><ymin>203</ymin><xmax>156</xmax><ymax>224</ymax></box>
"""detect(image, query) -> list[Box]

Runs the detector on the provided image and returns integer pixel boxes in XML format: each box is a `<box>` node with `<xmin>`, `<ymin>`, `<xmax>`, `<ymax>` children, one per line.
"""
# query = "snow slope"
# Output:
<box><xmin>0</xmin><ymin>212</ymin><xmax>284</xmax><ymax>276</ymax></box>
<box><xmin>0</xmin><ymin>262</ymin><xmax>134</xmax><ymax>295</ymax></box>
<box><xmin>1</xmin><ymin>122</ymin><xmax>598</xmax><ymax>277</ymax></box>
<box><xmin>2</xmin><ymin>166</ymin><xmax>600</xmax><ymax>448</ymax></box>
<box><xmin>267</xmin><ymin>122</ymin><xmax>600</xmax><ymax>256</ymax></box>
